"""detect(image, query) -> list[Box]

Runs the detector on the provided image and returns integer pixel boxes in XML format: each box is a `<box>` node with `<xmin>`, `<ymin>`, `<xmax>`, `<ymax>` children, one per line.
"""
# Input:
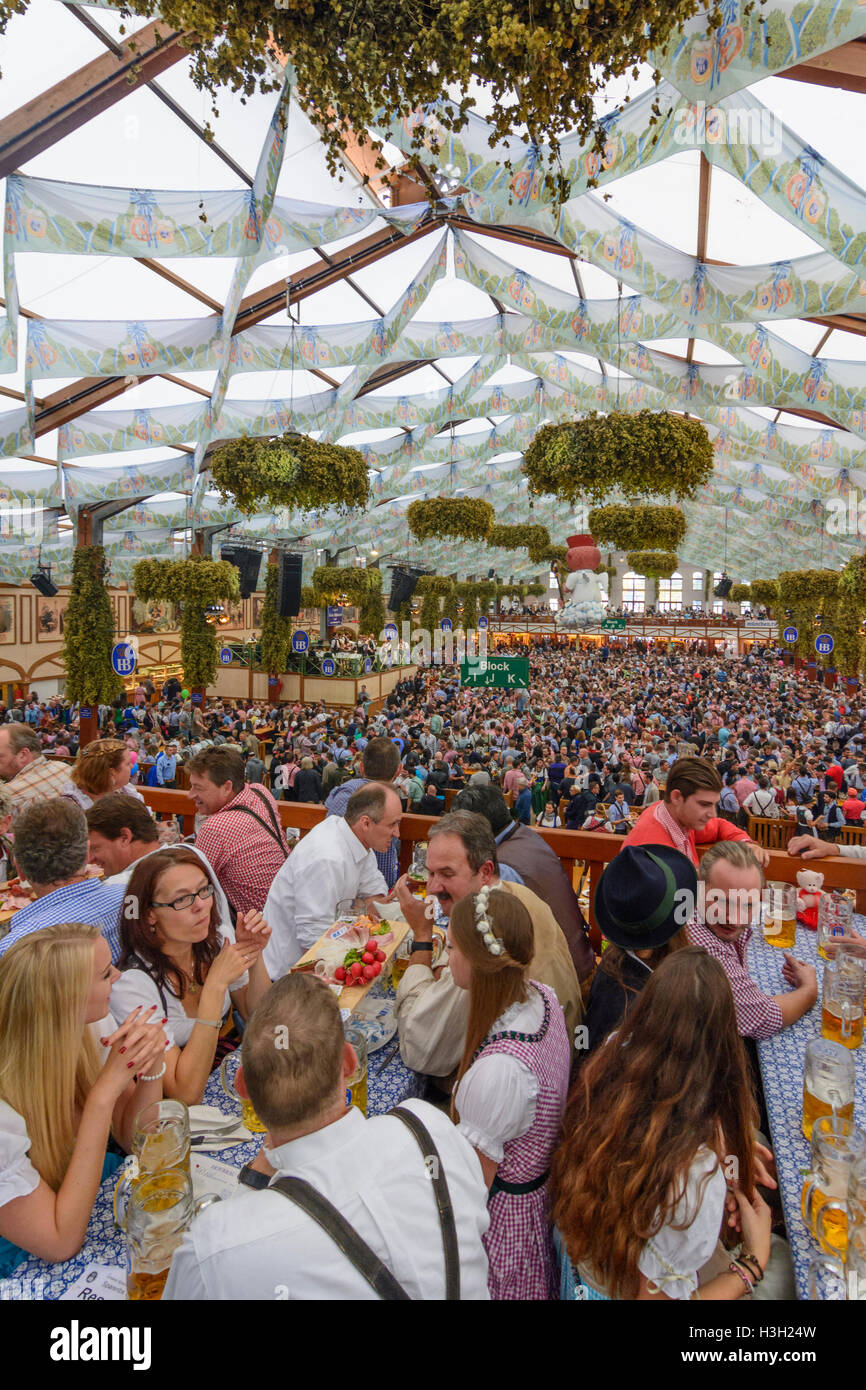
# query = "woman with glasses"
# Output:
<box><xmin>111</xmin><ymin>848</ymin><xmax>271</xmax><ymax>1105</ymax></box>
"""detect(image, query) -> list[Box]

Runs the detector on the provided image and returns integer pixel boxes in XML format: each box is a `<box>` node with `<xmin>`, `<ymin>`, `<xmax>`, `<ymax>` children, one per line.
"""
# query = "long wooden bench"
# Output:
<box><xmin>141</xmin><ymin>789</ymin><xmax>866</xmax><ymax>950</ymax></box>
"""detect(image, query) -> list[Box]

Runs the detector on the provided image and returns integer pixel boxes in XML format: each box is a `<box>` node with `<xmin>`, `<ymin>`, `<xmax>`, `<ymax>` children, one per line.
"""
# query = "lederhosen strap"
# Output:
<box><xmin>390</xmin><ymin>1105</ymin><xmax>460</xmax><ymax>1301</ymax></box>
<box><xmin>219</xmin><ymin>787</ymin><xmax>289</xmax><ymax>859</ymax></box>
<box><xmin>267</xmin><ymin>1106</ymin><xmax>459</xmax><ymax>1300</ymax></box>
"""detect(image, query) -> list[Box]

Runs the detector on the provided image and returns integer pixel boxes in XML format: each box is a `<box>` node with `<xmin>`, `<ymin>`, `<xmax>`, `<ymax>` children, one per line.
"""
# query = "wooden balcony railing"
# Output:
<box><xmin>140</xmin><ymin>790</ymin><xmax>866</xmax><ymax>949</ymax></box>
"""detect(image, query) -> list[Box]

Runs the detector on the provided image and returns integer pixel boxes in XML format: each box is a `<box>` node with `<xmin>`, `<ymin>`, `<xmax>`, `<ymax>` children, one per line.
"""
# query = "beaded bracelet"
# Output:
<box><xmin>138</xmin><ymin>1062</ymin><xmax>167</xmax><ymax>1083</ymax></box>
<box><xmin>728</xmin><ymin>1260</ymin><xmax>755</xmax><ymax>1295</ymax></box>
<box><xmin>738</xmin><ymin>1251</ymin><xmax>764</xmax><ymax>1284</ymax></box>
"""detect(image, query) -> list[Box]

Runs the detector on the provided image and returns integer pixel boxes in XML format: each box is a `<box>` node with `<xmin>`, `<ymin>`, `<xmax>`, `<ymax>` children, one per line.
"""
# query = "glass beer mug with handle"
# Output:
<box><xmin>112</xmin><ymin>1100</ymin><xmax>190</xmax><ymax>1225</ymax></box>
<box><xmin>809</xmin><ymin>1222</ymin><xmax>866</xmax><ymax>1301</ymax></box>
<box><xmin>801</xmin><ymin>1118</ymin><xmax>866</xmax><ymax>1257</ymax></box>
<box><xmin>818</xmin><ymin>891</ymin><xmax>854</xmax><ymax>962</ymax></box>
<box><xmin>802</xmin><ymin>1038</ymin><xmax>856</xmax><ymax>1142</ymax></box>
<box><xmin>821</xmin><ymin>954</ymin><xmax>866</xmax><ymax>1051</ymax></box>
<box><xmin>123</xmin><ymin>1170</ymin><xmax>220</xmax><ymax>1301</ymax></box>
<box><xmin>762</xmin><ymin>881</ymin><xmax>796</xmax><ymax>949</ymax></box>
<box><xmin>219</xmin><ymin>1049</ymin><xmax>267</xmax><ymax>1134</ymax></box>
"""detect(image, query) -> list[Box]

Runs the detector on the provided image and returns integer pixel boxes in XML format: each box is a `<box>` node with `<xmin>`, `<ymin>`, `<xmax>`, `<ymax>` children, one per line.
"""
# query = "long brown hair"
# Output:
<box><xmin>449</xmin><ymin>888</ymin><xmax>534</xmax><ymax>1122</ymax></box>
<box><xmin>119</xmin><ymin>848</ymin><xmax>220</xmax><ymax>1000</ymax></box>
<box><xmin>551</xmin><ymin>948</ymin><xmax>757</xmax><ymax>1300</ymax></box>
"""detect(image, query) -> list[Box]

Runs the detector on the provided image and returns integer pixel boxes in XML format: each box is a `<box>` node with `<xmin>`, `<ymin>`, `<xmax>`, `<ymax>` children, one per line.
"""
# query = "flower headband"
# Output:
<box><xmin>475</xmin><ymin>885</ymin><xmax>504</xmax><ymax>957</ymax></box>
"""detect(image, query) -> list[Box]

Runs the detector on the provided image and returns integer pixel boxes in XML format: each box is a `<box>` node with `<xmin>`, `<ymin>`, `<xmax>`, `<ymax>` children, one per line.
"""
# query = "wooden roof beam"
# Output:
<box><xmin>0</xmin><ymin>21</ymin><xmax>192</xmax><ymax>178</ymax></box>
<box><xmin>780</xmin><ymin>38</ymin><xmax>866</xmax><ymax>94</ymax></box>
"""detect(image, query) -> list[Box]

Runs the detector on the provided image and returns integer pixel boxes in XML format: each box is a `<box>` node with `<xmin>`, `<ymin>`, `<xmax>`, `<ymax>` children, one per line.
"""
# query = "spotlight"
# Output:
<box><xmin>30</xmin><ymin>565</ymin><xmax>58</xmax><ymax>597</ymax></box>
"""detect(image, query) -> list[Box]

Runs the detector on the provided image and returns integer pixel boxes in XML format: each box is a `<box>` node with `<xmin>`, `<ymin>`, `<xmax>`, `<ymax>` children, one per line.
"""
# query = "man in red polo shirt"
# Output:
<box><xmin>624</xmin><ymin>757</ymin><xmax>771</xmax><ymax>868</ymax></box>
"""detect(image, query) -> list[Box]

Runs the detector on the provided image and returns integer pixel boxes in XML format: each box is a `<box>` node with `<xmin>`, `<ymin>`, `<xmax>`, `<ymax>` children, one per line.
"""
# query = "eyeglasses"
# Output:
<box><xmin>151</xmin><ymin>883</ymin><xmax>215</xmax><ymax>912</ymax></box>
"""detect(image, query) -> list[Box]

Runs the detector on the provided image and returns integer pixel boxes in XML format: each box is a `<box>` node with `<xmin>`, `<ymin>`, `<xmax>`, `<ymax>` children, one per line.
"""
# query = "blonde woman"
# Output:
<box><xmin>0</xmin><ymin>923</ymin><xmax>168</xmax><ymax>1273</ymax></box>
<box><xmin>61</xmin><ymin>739</ymin><xmax>145</xmax><ymax>813</ymax></box>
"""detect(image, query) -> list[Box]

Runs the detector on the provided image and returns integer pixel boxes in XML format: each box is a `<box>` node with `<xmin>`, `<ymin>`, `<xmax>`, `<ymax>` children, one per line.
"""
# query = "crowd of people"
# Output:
<box><xmin>0</xmin><ymin>638</ymin><xmax>862</xmax><ymax>1299</ymax></box>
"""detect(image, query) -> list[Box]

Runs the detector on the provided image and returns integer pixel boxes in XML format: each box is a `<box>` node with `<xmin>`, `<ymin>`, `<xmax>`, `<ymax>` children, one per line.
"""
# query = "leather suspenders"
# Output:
<box><xmin>267</xmin><ymin>1106</ymin><xmax>460</xmax><ymax>1300</ymax></box>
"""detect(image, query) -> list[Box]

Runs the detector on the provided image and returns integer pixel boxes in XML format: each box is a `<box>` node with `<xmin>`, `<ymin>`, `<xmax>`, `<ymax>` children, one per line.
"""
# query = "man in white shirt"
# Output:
<box><xmin>163</xmin><ymin>973</ymin><xmax>491</xmax><ymax>1300</ymax></box>
<box><xmin>258</xmin><ymin>785</ymin><xmax>400</xmax><ymax>986</ymax></box>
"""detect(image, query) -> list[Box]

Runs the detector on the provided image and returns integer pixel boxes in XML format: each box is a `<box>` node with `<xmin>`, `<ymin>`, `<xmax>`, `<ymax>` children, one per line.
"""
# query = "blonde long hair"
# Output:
<box><xmin>0</xmin><ymin>924</ymin><xmax>103</xmax><ymax>1189</ymax></box>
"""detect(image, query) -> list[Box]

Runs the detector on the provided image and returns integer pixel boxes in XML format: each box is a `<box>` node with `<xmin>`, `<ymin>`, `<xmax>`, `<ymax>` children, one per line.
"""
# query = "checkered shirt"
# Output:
<box><xmin>8</xmin><ymin>755</ymin><xmax>72</xmax><ymax>818</ymax></box>
<box><xmin>688</xmin><ymin>920</ymin><xmax>783</xmax><ymax>1040</ymax></box>
<box><xmin>0</xmin><ymin>878</ymin><xmax>126</xmax><ymax>963</ymax></box>
<box><xmin>194</xmin><ymin>784</ymin><xmax>289</xmax><ymax>914</ymax></box>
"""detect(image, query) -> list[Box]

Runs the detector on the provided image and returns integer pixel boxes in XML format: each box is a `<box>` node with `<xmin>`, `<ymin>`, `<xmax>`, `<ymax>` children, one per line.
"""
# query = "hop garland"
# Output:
<box><xmin>524</xmin><ymin>412</ymin><xmax>713</xmax><ymax>505</ymax></box>
<box><xmin>63</xmin><ymin>546</ymin><xmax>121</xmax><ymax>705</ymax></box>
<box><xmin>625</xmin><ymin>551</ymin><xmax>678</xmax><ymax>580</ymax></box>
<box><xmin>210</xmin><ymin>434</ymin><xmax>370</xmax><ymax>516</ymax></box>
<box><xmin>407</xmin><ymin>498</ymin><xmax>494</xmax><ymax>542</ymax></box>
<box><xmin>133</xmin><ymin>556</ymin><xmax>240</xmax><ymax>688</ymax></box>
<box><xmin>589</xmin><ymin>505</ymin><xmax>686</xmax><ymax>551</ymax></box>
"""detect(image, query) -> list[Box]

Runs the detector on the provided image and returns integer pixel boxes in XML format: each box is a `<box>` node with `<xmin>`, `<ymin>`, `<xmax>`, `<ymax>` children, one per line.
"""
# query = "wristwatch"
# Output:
<box><xmin>237</xmin><ymin>1162</ymin><xmax>271</xmax><ymax>1190</ymax></box>
<box><xmin>410</xmin><ymin>940</ymin><xmax>434</xmax><ymax>953</ymax></box>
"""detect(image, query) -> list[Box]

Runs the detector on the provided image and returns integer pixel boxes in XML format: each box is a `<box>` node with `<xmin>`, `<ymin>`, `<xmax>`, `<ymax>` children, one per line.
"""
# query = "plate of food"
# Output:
<box><xmin>291</xmin><ymin>914</ymin><xmax>410</xmax><ymax>1013</ymax></box>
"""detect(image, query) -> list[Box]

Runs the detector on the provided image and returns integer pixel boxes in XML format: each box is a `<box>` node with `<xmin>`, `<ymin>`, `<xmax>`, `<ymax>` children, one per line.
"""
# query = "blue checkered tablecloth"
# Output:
<box><xmin>3</xmin><ymin>995</ymin><xmax>424</xmax><ymax>1300</ymax></box>
<box><xmin>751</xmin><ymin>915</ymin><xmax>866</xmax><ymax>1300</ymax></box>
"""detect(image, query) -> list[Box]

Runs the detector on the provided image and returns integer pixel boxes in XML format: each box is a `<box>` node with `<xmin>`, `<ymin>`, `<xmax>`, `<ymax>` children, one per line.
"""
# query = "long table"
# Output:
<box><xmin>4</xmin><ymin>1002</ymin><xmax>425</xmax><ymax>1300</ymax></box>
<box><xmin>751</xmin><ymin>915</ymin><xmax>866</xmax><ymax>1299</ymax></box>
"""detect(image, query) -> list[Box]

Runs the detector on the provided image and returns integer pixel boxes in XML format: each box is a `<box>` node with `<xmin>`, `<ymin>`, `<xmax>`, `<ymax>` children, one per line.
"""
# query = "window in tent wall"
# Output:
<box><xmin>712</xmin><ymin>572</ymin><xmax>724</xmax><ymax>615</ymax></box>
<box><xmin>622</xmin><ymin>572</ymin><xmax>645</xmax><ymax>613</ymax></box>
<box><xmin>657</xmin><ymin>571</ymin><xmax>683</xmax><ymax>612</ymax></box>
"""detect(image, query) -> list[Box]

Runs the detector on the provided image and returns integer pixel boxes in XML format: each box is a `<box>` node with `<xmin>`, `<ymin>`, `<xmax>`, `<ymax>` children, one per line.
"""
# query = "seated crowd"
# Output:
<box><xmin>0</xmin><ymin>641</ymin><xmax>859</xmax><ymax>1299</ymax></box>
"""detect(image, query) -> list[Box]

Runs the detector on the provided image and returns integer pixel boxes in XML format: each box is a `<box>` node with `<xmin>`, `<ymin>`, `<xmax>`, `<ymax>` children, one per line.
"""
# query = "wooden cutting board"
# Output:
<box><xmin>291</xmin><ymin>916</ymin><xmax>412</xmax><ymax>1013</ymax></box>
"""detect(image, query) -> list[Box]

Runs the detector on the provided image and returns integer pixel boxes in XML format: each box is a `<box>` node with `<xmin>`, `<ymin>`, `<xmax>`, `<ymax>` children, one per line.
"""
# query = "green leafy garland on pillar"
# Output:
<box><xmin>776</xmin><ymin>570</ymin><xmax>839</xmax><ymax>666</ymax></box>
<box><xmin>134</xmin><ymin>556</ymin><xmax>241</xmax><ymax>689</ymax></box>
<box><xmin>260</xmin><ymin>562</ymin><xmax>292</xmax><ymax>675</ymax></box>
<box><xmin>63</xmin><ymin>546</ymin><xmax>121</xmax><ymax>705</ymax></box>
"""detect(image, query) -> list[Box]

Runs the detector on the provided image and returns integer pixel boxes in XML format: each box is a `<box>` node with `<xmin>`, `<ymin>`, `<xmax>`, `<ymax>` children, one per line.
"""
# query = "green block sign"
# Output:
<box><xmin>601</xmin><ymin>617</ymin><xmax>626</xmax><ymax>631</ymax></box>
<box><xmin>460</xmin><ymin>656</ymin><xmax>530</xmax><ymax>688</ymax></box>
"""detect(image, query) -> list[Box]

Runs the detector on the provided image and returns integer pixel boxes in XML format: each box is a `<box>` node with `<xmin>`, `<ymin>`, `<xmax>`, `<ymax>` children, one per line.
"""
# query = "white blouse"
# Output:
<box><xmin>636</xmin><ymin>1147</ymin><xmax>727</xmax><ymax>1299</ymax></box>
<box><xmin>454</xmin><ymin>988</ymin><xmax>543</xmax><ymax>1164</ymax></box>
<box><xmin>0</xmin><ymin>1016</ymin><xmax>114</xmax><ymax>1210</ymax></box>
<box><xmin>109</xmin><ymin>925</ymin><xmax>247</xmax><ymax>1048</ymax></box>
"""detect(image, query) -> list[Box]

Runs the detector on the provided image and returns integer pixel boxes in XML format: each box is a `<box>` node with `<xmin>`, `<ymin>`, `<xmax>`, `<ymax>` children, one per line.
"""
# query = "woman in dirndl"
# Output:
<box><xmin>448</xmin><ymin>887</ymin><xmax>571</xmax><ymax>1299</ymax></box>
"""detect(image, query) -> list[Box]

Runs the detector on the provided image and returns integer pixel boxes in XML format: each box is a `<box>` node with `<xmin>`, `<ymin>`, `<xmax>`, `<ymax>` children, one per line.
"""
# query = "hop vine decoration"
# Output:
<box><xmin>63</xmin><ymin>546</ymin><xmax>121</xmax><ymax>705</ymax></box>
<box><xmin>487</xmin><ymin>524</ymin><xmax>553</xmax><ymax>563</ymax></box>
<box><xmin>776</xmin><ymin>569</ymin><xmax>840</xmax><ymax>663</ymax></box>
<box><xmin>260</xmin><ymin>562</ymin><xmax>292</xmax><ymax>676</ymax></box>
<box><xmin>312</xmin><ymin>565</ymin><xmax>384</xmax><ymax>606</ymax></box>
<box><xmin>524</xmin><ymin>412</ymin><xmax>713</xmax><ymax>505</ymax></box>
<box><xmin>407</xmin><ymin>498</ymin><xmax>494</xmax><ymax>543</ymax></box>
<box><xmin>729</xmin><ymin>584</ymin><xmax>751</xmax><ymax>604</ymax></box>
<box><xmin>836</xmin><ymin>557</ymin><xmax>866</xmax><ymax>680</ymax></box>
<box><xmin>75</xmin><ymin>0</ymin><xmax>710</xmax><ymax>206</ymax></box>
<box><xmin>625</xmin><ymin>551</ymin><xmax>678</xmax><ymax>580</ymax></box>
<box><xmin>748</xmin><ymin>579</ymin><xmax>778</xmax><ymax>611</ymax></box>
<box><xmin>210</xmin><ymin>434</ymin><xmax>370</xmax><ymax>516</ymax></box>
<box><xmin>134</xmin><ymin>556</ymin><xmax>240</xmax><ymax>688</ymax></box>
<box><xmin>589</xmin><ymin>504</ymin><xmax>686</xmax><ymax>551</ymax></box>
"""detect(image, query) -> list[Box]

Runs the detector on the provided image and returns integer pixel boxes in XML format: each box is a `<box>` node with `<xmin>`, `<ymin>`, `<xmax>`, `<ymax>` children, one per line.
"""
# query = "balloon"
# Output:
<box><xmin>129</xmin><ymin>751</ymin><xmax>138</xmax><ymax>763</ymax></box>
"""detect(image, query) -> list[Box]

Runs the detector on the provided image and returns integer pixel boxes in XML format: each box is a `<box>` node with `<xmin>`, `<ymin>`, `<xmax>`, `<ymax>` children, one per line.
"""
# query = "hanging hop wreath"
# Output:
<box><xmin>625</xmin><ymin>551</ymin><xmax>678</xmax><ymax>580</ymax></box>
<box><xmin>407</xmin><ymin>498</ymin><xmax>495</xmax><ymax>542</ymax></box>
<box><xmin>210</xmin><ymin>434</ymin><xmax>370</xmax><ymax>517</ymax></box>
<box><xmin>588</xmin><ymin>504</ymin><xmax>686</xmax><ymax>551</ymax></box>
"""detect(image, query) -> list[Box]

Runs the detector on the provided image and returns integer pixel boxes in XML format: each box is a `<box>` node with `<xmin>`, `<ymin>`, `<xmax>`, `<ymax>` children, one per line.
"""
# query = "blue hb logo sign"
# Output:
<box><xmin>783</xmin><ymin>626</ymin><xmax>798</xmax><ymax>643</ymax></box>
<box><xmin>291</xmin><ymin>630</ymin><xmax>309</xmax><ymax>654</ymax></box>
<box><xmin>816</xmin><ymin>634</ymin><xmax>834</xmax><ymax>656</ymax></box>
<box><xmin>219</xmin><ymin>647</ymin><xmax>233</xmax><ymax>665</ymax></box>
<box><xmin>322</xmin><ymin>658</ymin><xmax>336</xmax><ymax>676</ymax></box>
<box><xmin>111</xmin><ymin>642</ymin><xmax>136</xmax><ymax>677</ymax></box>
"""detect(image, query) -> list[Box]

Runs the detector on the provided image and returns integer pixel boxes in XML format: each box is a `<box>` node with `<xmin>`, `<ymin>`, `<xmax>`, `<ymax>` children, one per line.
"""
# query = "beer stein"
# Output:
<box><xmin>801</xmin><ymin>1119</ymin><xmax>866</xmax><ymax>1257</ymax></box>
<box><xmin>335</xmin><ymin>897</ymin><xmax>368</xmax><ymax>923</ymax></box>
<box><xmin>113</xmin><ymin>1100</ymin><xmax>190</xmax><ymax>1225</ymax></box>
<box><xmin>818</xmin><ymin>891</ymin><xmax>854</xmax><ymax>962</ymax></box>
<box><xmin>802</xmin><ymin>1038</ymin><xmax>856</xmax><ymax>1142</ymax></box>
<box><xmin>808</xmin><ymin>1222</ymin><xmax>866</xmax><ymax>1301</ymax></box>
<box><xmin>220</xmin><ymin>1049</ymin><xmax>267</xmax><ymax>1133</ymax></box>
<box><xmin>344</xmin><ymin>1025</ymin><xmax>368</xmax><ymax>1116</ymax></box>
<box><xmin>124</xmin><ymin>1170</ymin><xmax>221</xmax><ymax>1300</ymax></box>
<box><xmin>762</xmin><ymin>881</ymin><xmax>796</xmax><ymax>949</ymax></box>
<box><xmin>821</xmin><ymin>954</ymin><xmax>865</xmax><ymax>1051</ymax></box>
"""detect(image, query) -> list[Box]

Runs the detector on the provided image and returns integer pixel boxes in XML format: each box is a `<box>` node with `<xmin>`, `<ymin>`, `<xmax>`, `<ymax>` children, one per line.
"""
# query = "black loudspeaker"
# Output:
<box><xmin>388</xmin><ymin>566</ymin><xmax>424</xmax><ymax>610</ymax></box>
<box><xmin>30</xmin><ymin>569</ymin><xmax>58</xmax><ymax>597</ymax></box>
<box><xmin>220</xmin><ymin>546</ymin><xmax>262</xmax><ymax>600</ymax></box>
<box><xmin>714</xmin><ymin>575</ymin><xmax>733</xmax><ymax>598</ymax></box>
<box><xmin>277</xmin><ymin>553</ymin><xmax>303</xmax><ymax>617</ymax></box>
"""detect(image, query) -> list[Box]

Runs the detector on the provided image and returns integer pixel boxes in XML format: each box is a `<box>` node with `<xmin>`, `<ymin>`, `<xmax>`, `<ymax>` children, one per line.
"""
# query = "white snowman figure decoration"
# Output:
<box><xmin>556</xmin><ymin>533</ymin><xmax>608</xmax><ymax>630</ymax></box>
